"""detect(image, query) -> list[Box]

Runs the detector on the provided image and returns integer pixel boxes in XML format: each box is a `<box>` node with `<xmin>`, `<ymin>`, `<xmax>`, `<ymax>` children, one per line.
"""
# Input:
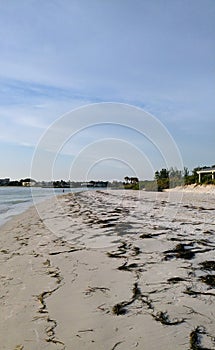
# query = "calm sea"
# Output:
<box><xmin>0</xmin><ymin>187</ymin><xmax>84</xmax><ymax>227</ymax></box>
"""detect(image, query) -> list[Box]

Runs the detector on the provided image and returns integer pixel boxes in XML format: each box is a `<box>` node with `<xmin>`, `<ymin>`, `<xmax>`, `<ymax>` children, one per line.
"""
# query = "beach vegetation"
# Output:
<box><xmin>185</xmin><ymin>165</ymin><xmax>215</xmax><ymax>185</ymax></box>
<box><xmin>144</xmin><ymin>164</ymin><xmax>215</xmax><ymax>190</ymax></box>
<box><xmin>153</xmin><ymin>164</ymin><xmax>215</xmax><ymax>189</ymax></box>
<box><xmin>185</xmin><ymin>167</ymin><xmax>201</xmax><ymax>185</ymax></box>
<box><xmin>142</xmin><ymin>180</ymin><xmax>157</xmax><ymax>191</ymax></box>
<box><xmin>154</xmin><ymin>168</ymin><xmax>169</xmax><ymax>191</ymax></box>
<box><xmin>123</xmin><ymin>176</ymin><xmax>140</xmax><ymax>190</ymax></box>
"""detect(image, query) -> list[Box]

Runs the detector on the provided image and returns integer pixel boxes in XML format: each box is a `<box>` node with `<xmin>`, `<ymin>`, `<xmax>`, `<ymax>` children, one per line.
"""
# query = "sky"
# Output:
<box><xmin>0</xmin><ymin>0</ymin><xmax>214</xmax><ymax>181</ymax></box>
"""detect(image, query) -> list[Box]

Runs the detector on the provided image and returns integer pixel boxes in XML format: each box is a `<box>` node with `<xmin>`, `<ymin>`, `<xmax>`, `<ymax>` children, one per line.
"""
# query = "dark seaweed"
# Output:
<box><xmin>167</xmin><ymin>277</ymin><xmax>186</xmax><ymax>284</ymax></box>
<box><xmin>199</xmin><ymin>261</ymin><xmax>215</xmax><ymax>271</ymax></box>
<box><xmin>189</xmin><ymin>326</ymin><xmax>210</xmax><ymax>350</ymax></box>
<box><xmin>140</xmin><ymin>233</ymin><xmax>153</xmax><ymax>239</ymax></box>
<box><xmin>153</xmin><ymin>311</ymin><xmax>185</xmax><ymax>325</ymax></box>
<box><xmin>200</xmin><ymin>275</ymin><xmax>215</xmax><ymax>287</ymax></box>
<box><xmin>117</xmin><ymin>262</ymin><xmax>139</xmax><ymax>271</ymax></box>
<box><xmin>112</xmin><ymin>302</ymin><xmax>128</xmax><ymax>315</ymax></box>
<box><xmin>112</xmin><ymin>282</ymin><xmax>144</xmax><ymax>316</ymax></box>
<box><xmin>164</xmin><ymin>243</ymin><xmax>195</xmax><ymax>260</ymax></box>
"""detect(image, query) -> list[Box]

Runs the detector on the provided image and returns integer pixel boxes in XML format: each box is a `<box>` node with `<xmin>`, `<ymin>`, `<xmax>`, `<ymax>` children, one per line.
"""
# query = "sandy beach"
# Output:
<box><xmin>1</xmin><ymin>189</ymin><xmax>215</xmax><ymax>350</ymax></box>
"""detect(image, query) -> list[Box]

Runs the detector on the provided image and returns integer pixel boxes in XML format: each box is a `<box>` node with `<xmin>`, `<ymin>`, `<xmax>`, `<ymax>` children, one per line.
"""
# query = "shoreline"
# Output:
<box><xmin>1</xmin><ymin>190</ymin><xmax>215</xmax><ymax>349</ymax></box>
<box><xmin>0</xmin><ymin>187</ymin><xmax>84</xmax><ymax>228</ymax></box>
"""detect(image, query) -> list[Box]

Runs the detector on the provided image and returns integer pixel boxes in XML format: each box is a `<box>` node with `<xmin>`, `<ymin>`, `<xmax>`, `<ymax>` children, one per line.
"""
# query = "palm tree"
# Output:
<box><xmin>130</xmin><ymin>177</ymin><xmax>139</xmax><ymax>184</ymax></box>
<box><xmin>124</xmin><ymin>176</ymin><xmax>130</xmax><ymax>184</ymax></box>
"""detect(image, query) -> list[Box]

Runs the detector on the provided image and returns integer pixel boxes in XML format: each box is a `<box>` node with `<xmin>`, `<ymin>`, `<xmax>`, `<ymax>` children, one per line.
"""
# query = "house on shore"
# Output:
<box><xmin>21</xmin><ymin>178</ymin><xmax>37</xmax><ymax>187</ymax></box>
<box><xmin>196</xmin><ymin>167</ymin><xmax>215</xmax><ymax>183</ymax></box>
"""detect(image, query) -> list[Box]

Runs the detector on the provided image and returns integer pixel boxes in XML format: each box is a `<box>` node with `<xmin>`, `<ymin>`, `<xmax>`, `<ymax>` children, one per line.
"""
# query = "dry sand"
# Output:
<box><xmin>0</xmin><ymin>189</ymin><xmax>215</xmax><ymax>350</ymax></box>
<box><xmin>166</xmin><ymin>184</ymin><xmax>215</xmax><ymax>194</ymax></box>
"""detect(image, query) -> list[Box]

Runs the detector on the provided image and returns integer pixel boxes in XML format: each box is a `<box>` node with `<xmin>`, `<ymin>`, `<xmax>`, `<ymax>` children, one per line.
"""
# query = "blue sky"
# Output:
<box><xmin>0</xmin><ymin>0</ymin><xmax>214</xmax><ymax>181</ymax></box>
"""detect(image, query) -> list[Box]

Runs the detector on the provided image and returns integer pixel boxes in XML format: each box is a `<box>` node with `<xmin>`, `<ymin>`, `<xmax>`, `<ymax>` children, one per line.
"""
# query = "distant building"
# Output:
<box><xmin>93</xmin><ymin>181</ymin><xmax>108</xmax><ymax>188</ymax></box>
<box><xmin>21</xmin><ymin>178</ymin><xmax>37</xmax><ymax>187</ymax></box>
<box><xmin>81</xmin><ymin>181</ymin><xmax>108</xmax><ymax>188</ymax></box>
<box><xmin>0</xmin><ymin>178</ymin><xmax>10</xmax><ymax>186</ymax></box>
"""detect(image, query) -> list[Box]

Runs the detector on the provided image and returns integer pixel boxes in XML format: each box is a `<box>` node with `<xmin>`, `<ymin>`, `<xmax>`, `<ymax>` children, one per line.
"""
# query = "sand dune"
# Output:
<box><xmin>166</xmin><ymin>184</ymin><xmax>215</xmax><ymax>194</ymax></box>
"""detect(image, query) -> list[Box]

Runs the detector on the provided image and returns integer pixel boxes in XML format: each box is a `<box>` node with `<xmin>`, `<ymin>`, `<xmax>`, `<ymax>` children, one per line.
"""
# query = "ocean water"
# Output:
<box><xmin>0</xmin><ymin>186</ymin><xmax>84</xmax><ymax>227</ymax></box>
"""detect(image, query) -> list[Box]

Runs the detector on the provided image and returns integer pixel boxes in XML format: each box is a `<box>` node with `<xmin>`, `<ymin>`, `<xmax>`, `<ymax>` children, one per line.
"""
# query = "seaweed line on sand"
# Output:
<box><xmin>112</xmin><ymin>282</ymin><xmax>153</xmax><ymax>316</ymax></box>
<box><xmin>152</xmin><ymin>311</ymin><xmax>185</xmax><ymax>326</ymax></box>
<box><xmin>34</xmin><ymin>260</ymin><xmax>65</xmax><ymax>348</ymax></box>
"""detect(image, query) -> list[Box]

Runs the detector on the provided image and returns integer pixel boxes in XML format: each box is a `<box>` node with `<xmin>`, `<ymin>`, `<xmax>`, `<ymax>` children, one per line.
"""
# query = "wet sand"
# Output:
<box><xmin>0</xmin><ymin>189</ymin><xmax>215</xmax><ymax>350</ymax></box>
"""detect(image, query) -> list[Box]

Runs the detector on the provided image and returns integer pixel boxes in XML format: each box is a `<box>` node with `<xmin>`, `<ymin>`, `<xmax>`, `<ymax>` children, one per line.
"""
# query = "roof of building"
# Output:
<box><xmin>197</xmin><ymin>166</ymin><xmax>215</xmax><ymax>173</ymax></box>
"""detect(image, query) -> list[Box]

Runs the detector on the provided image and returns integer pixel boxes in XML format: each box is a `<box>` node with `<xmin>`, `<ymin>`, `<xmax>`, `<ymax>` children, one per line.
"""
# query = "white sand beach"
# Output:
<box><xmin>166</xmin><ymin>184</ymin><xmax>215</xmax><ymax>194</ymax></box>
<box><xmin>1</xmin><ymin>189</ymin><xmax>215</xmax><ymax>350</ymax></box>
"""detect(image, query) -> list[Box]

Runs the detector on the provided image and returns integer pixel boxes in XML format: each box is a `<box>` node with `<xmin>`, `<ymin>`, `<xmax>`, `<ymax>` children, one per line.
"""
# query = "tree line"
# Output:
<box><xmin>124</xmin><ymin>164</ymin><xmax>215</xmax><ymax>191</ymax></box>
<box><xmin>154</xmin><ymin>165</ymin><xmax>215</xmax><ymax>191</ymax></box>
